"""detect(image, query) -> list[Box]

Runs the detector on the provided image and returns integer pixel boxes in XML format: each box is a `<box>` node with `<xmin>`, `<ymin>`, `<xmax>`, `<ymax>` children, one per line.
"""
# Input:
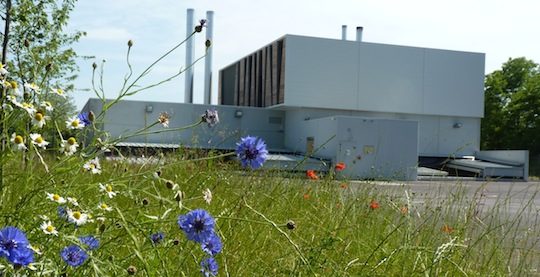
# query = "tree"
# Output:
<box><xmin>1</xmin><ymin>0</ymin><xmax>83</xmax><ymax>88</ymax></box>
<box><xmin>482</xmin><ymin>57</ymin><xmax>540</xmax><ymax>156</ymax></box>
<box><xmin>1</xmin><ymin>0</ymin><xmax>82</xmax><ymax>146</ymax></box>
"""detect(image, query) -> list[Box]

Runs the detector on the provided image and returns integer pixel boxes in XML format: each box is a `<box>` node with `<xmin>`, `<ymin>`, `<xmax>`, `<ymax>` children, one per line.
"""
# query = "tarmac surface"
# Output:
<box><xmin>356</xmin><ymin>178</ymin><xmax>540</xmax><ymax>221</ymax></box>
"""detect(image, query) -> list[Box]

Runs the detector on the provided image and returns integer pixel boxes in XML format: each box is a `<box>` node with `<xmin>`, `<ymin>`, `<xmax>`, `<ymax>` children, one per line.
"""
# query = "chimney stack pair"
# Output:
<box><xmin>341</xmin><ymin>25</ymin><xmax>363</xmax><ymax>42</ymax></box>
<box><xmin>185</xmin><ymin>9</ymin><xmax>213</xmax><ymax>105</ymax></box>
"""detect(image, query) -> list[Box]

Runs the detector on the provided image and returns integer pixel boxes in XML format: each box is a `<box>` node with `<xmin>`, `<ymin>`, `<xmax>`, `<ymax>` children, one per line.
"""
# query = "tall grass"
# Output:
<box><xmin>1</xmin><ymin>152</ymin><xmax>538</xmax><ymax>276</ymax></box>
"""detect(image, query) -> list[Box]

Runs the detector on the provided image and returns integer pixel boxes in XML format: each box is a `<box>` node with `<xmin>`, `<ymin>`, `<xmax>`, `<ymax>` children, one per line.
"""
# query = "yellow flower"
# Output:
<box><xmin>40</xmin><ymin>221</ymin><xmax>58</xmax><ymax>236</ymax></box>
<box><xmin>67</xmin><ymin>209</ymin><xmax>89</xmax><ymax>226</ymax></box>
<box><xmin>30</xmin><ymin>133</ymin><xmax>49</xmax><ymax>149</ymax></box>
<box><xmin>99</xmin><ymin>183</ymin><xmax>117</xmax><ymax>198</ymax></box>
<box><xmin>46</xmin><ymin>192</ymin><xmax>66</xmax><ymax>204</ymax></box>
<box><xmin>10</xmin><ymin>133</ymin><xmax>27</xmax><ymax>151</ymax></box>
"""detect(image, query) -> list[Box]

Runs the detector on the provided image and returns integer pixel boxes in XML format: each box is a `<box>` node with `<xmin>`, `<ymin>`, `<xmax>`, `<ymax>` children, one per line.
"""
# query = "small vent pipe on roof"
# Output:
<box><xmin>203</xmin><ymin>10</ymin><xmax>214</xmax><ymax>105</ymax></box>
<box><xmin>356</xmin><ymin>26</ymin><xmax>363</xmax><ymax>42</ymax></box>
<box><xmin>184</xmin><ymin>8</ymin><xmax>195</xmax><ymax>103</ymax></box>
<box><xmin>341</xmin><ymin>25</ymin><xmax>347</xmax><ymax>40</ymax></box>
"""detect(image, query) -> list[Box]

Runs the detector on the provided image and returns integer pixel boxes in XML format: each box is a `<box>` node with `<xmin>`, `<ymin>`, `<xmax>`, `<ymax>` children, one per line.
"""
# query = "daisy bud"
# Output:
<box><xmin>92</xmin><ymin>62</ymin><xmax>97</xmax><ymax>70</ymax></box>
<box><xmin>174</xmin><ymin>191</ymin><xmax>185</xmax><ymax>202</ymax></box>
<box><xmin>88</xmin><ymin>111</ymin><xmax>95</xmax><ymax>122</ymax></box>
<box><xmin>45</xmin><ymin>63</ymin><xmax>52</xmax><ymax>72</ymax></box>
<box><xmin>127</xmin><ymin>40</ymin><xmax>133</xmax><ymax>47</ymax></box>
<box><xmin>205</xmin><ymin>39</ymin><xmax>212</xmax><ymax>48</ymax></box>
<box><xmin>142</xmin><ymin>198</ymin><xmax>149</xmax><ymax>206</ymax></box>
<box><xmin>172</xmin><ymin>239</ymin><xmax>180</xmax><ymax>245</ymax></box>
<box><xmin>166</xmin><ymin>180</ymin><xmax>174</xmax><ymax>189</ymax></box>
<box><xmin>127</xmin><ymin>265</ymin><xmax>137</xmax><ymax>275</ymax></box>
<box><xmin>286</xmin><ymin>220</ymin><xmax>296</xmax><ymax>230</ymax></box>
<box><xmin>24</xmin><ymin>39</ymin><xmax>30</xmax><ymax>47</ymax></box>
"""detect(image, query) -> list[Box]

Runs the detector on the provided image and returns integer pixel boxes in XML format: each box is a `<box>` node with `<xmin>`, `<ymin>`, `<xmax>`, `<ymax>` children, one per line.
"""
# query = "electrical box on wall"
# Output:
<box><xmin>301</xmin><ymin>116</ymin><xmax>418</xmax><ymax>180</ymax></box>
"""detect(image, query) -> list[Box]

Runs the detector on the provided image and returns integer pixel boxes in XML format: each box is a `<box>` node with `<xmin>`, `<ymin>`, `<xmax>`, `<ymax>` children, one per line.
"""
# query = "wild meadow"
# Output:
<box><xmin>2</xmin><ymin>146</ymin><xmax>540</xmax><ymax>276</ymax></box>
<box><xmin>1</xmin><ymin>18</ymin><xmax>539</xmax><ymax>277</ymax></box>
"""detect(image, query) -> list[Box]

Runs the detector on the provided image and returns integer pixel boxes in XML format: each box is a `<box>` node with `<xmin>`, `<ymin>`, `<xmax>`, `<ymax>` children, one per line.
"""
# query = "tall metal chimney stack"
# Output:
<box><xmin>341</xmin><ymin>25</ymin><xmax>347</xmax><ymax>40</ymax></box>
<box><xmin>356</xmin><ymin>26</ymin><xmax>363</xmax><ymax>42</ymax></box>
<box><xmin>203</xmin><ymin>10</ymin><xmax>214</xmax><ymax>105</ymax></box>
<box><xmin>184</xmin><ymin>9</ymin><xmax>195</xmax><ymax>103</ymax></box>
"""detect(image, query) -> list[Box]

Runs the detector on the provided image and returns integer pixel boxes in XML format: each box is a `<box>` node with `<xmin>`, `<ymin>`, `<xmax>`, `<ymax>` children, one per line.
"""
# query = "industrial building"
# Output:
<box><xmin>81</xmin><ymin>11</ymin><xmax>529</xmax><ymax>181</ymax></box>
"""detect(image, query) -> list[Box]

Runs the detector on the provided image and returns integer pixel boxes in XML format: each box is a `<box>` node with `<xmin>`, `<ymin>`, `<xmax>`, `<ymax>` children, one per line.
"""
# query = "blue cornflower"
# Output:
<box><xmin>57</xmin><ymin>206</ymin><xmax>68</xmax><ymax>219</ymax></box>
<box><xmin>79</xmin><ymin>235</ymin><xmax>99</xmax><ymax>250</ymax></box>
<box><xmin>8</xmin><ymin>246</ymin><xmax>34</xmax><ymax>267</ymax></box>
<box><xmin>200</xmin><ymin>257</ymin><xmax>218</xmax><ymax>277</ymax></box>
<box><xmin>150</xmin><ymin>232</ymin><xmax>165</xmax><ymax>245</ymax></box>
<box><xmin>77</xmin><ymin>112</ymin><xmax>91</xmax><ymax>126</ymax></box>
<box><xmin>235</xmin><ymin>136</ymin><xmax>268</xmax><ymax>169</ymax></box>
<box><xmin>201</xmin><ymin>232</ymin><xmax>222</xmax><ymax>256</ymax></box>
<box><xmin>0</xmin><ymin>226</ymin><xmax>33</xmax><ymax>267</ymax></box>
<box><xmin>61</xmin><ymin>245</ymin><xmax>88</xmax><ymax>267</ymax></box>
<box><xmin>177</xmin><ymin>209</ymin><xmax>215</xmax><ymax>243</ymax></box>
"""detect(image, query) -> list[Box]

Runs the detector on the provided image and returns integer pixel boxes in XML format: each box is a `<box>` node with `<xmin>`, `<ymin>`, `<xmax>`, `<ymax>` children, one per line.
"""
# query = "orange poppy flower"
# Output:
<box><xmin>303</xmin><ymin>194</ymin><xmax>310</xmax><ymax>200</ymax></box>
<box><xmin>400</xmin><ymin>205</ymin><xmax>409</xmax><ymax>215</ymax></box>
<box><xmin>306</xmin><ymin>170</ymin><xmax>319</xmax><ymax>180</ymax></box>
<box><xmin>340</xmin><ymin>183</ymin><xmax>348</xmax><ymax>189</ymax></box>
<box><xmin>441</xmin><ymin>224</ymin><xmax>453</xmax><ymax>234</ymax></box>
<box><xmin>369</xmin><ymin>200</ymin><xmax>380</xmax><ymax>210</ymax></box>
<box><xmin>335</xmin><ymin>162</ymin><xmax>346</xmax><ymax>171</ymax></box>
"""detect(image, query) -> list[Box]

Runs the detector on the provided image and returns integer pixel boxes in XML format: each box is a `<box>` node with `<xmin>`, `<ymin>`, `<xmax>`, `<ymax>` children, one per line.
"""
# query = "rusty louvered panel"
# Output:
<box><xmin>261</xmin><ymin>47</ymin><xmax>266</xmax><ymax>107</ymax></box>
<box><xmin>250</xmin><ymin>54</ymin><xmax>256</xmax><ymax>106</ymax></box>
<box><xmin>257</xmin><ymin>50</ymin><xmax>263</xmax><ymax>107</ymax></box>
<box><xmin>272</xmin><ymin>42</ymin><xmax>279</xmax><ymax>106</ymax></box>
<box><xmin>265</xmin><ymin>45</ymin><xmax>273</xmax><ymax>106</ymax></box>
<box><xmin>278</xmin><ymin>39</ymin><xmax>286</xmax><ymax>104</ymax></box>
<box><xmin>234</xmin><ymin>62</ymin><xmax>240</xmax><ymax>105</ymax></box>
<box><xmin>218</xmin><ymin>70</ymin><xmax>223</xmax><ymax>104</ymax></box>
<box><xmin>238</xmin><ymin>59</ymin><xmax>245</xmax><ymax>106</ymax></box>
<box><xmin>244</xmin><ymin>56</ymin><xmax>251</xmax><ymax>106</ymax></box>
<box><xmin>254</xmin><ymin>51</ymin><xmax>259</xmax><ymax>107</ymax></box>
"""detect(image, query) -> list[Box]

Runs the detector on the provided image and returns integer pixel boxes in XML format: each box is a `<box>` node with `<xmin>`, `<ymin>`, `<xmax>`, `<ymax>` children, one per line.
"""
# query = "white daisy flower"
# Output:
<box><xmin>46</xmin><ymin>192</ymin><xmax>66</xmax><ymax>204</ymax></box>
<box><xmin>158</xmin><ymin>112</ymin><xmax>170</xmax><ymax>128</ymax></box>
<box><xmin>40</xmin><ymin>101</ymin><xmax>54</xmax><ymax>112</ymax></box>
<box><xmin>66</xmin><ymin>116</ymin><xmax>84</xmax><ymax>130</ymax></box>
<box><xmin>27</xmin><ymin>244</ymin><xmax>42</xmax><ymax>255</ymax></box>
<box><xmin>60</xmin><ymin>137</ymin><xmax>79</xmax><ymax>156</ymax></box>
<box><xmin>203</xmin><ymin>188</ymin><xmax>212</xmax><ymax>204</ymax></box>
<box><xmin>30</xmin><ymin>133</ymin><xmax>49</xmax><ymax>149</ymax></box>
<box><xmin>99</xmin><ymin>183</ymin><xmax>117</xmax><ymax>198</ymax></box>
<box><xmin>67</xmin><ymin>197</ymin><xmax>79</xmax><ymax>206</ymax></box>
<box><xmin>10</xmin><ymin>133</ymin><xmax>27</xmax><ymax>151</ymax></box>
<box><xmin>83</xmin><ymin>157</ymin><xmax>101</xmax><ymax>174</ymax></box>
<box><xmin>32</xmin><ymin>111</ymin><xmax>49</xmax><ymax>128</ymax></box>
<box><xmin>98</xmin><ymin>202</ymin><xmax>113</xmax><ymax>212</ymax></box>
<box><xmin>8</xmin><ymin>81</ymin><xmax>21</xmax><ymax>96</ymax></box>
<box><xmin>67</xmin><ymin>209</ymin><xmax>89</xmax><ymax>226</ymax></box>
<box><xmin>6</xmin><ymin>94</ymin><xmax>20</xmax><ymax>106</ymax></box>
<box><xmin>24</xmin><ymin>82</ymin><xmax>40</xmax><ymax>93</ymax></box>
<box><xmin>40</xmin><ymin>221</ymin><xmax>58</xmax><ymax>236</ymax></box>
<box><xmin>21</xmin><ymin>102</ymin><xmax>36</xmax><ymax>115</ymax></box>
<box><xmin>0</xmin><ymin>63</ymin><xmax>8</xmax><ymax>75</ymax></box>
<box><xmin>51</xmin><ymin>88</ymin><xmax>67</xmax><ymax>98</ymax></box>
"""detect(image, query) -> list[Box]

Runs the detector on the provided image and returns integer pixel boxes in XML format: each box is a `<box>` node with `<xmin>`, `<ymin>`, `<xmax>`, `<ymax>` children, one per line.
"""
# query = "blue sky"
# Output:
<box><xmin>68</xmin><ymin>0</ymin><xmax>540</xmax><ymax>110</ymax></box>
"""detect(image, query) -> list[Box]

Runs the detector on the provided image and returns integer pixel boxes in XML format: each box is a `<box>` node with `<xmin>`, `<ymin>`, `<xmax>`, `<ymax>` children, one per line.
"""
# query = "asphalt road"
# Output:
<box><xmin>356</xmin><ymin>179</ymin><xmax>540</xmax><ymax>223</ymax></box>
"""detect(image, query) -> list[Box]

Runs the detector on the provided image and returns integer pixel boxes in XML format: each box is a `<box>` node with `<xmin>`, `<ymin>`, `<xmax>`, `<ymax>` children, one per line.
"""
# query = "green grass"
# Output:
<box><xmin>1</xmin><ymin>153</ymin><xmax>539</xmax><ymax>276</ymax></box>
